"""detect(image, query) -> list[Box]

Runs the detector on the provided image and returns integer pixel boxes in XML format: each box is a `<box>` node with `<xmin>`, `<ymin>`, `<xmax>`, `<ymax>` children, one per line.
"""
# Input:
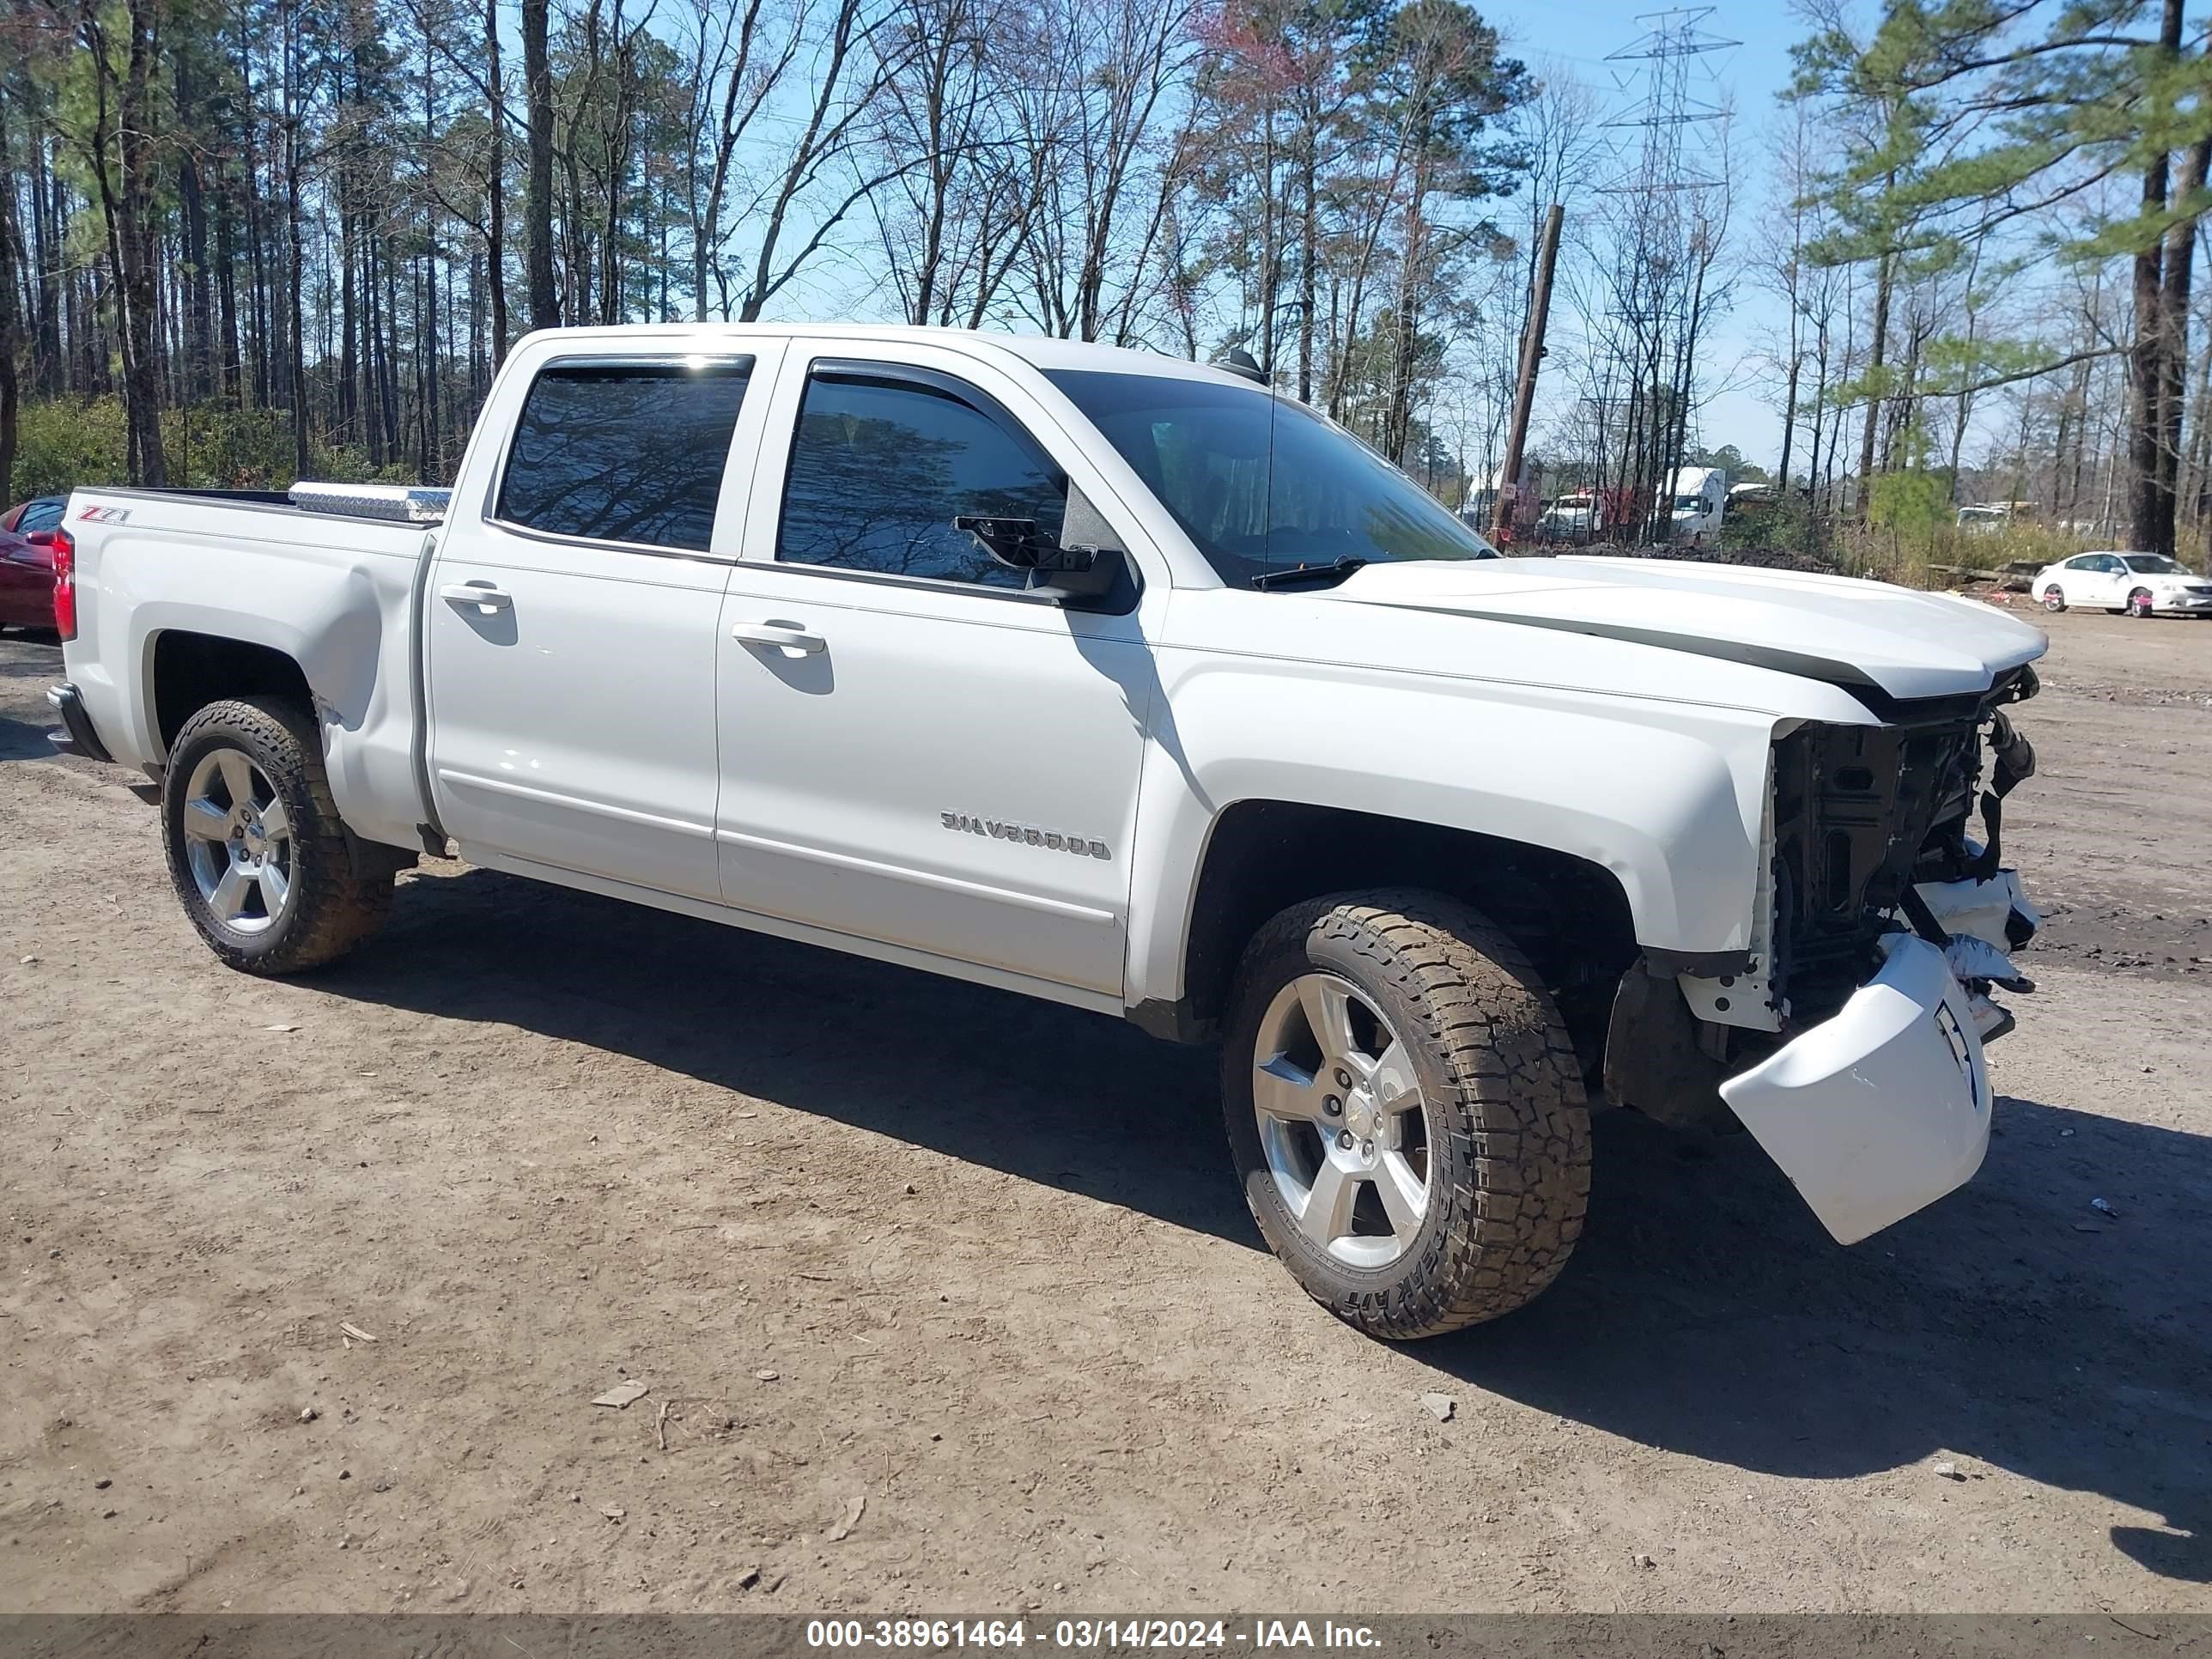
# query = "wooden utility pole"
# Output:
<box><xmin>1492</xmin><ymin>203</ymin><xmax>1564</xmax><ymax>546</ymax></box>
<box><xmin>521</xmin><ymin>0</ymin><xmax>561</xmax><ymax>331</ymax></box>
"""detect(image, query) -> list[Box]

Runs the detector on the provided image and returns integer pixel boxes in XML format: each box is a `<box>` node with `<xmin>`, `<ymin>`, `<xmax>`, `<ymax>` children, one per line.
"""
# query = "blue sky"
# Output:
<box><xmin>1506</xmin><ymin>0</ymin><xmax>1807</xmax><ymax>469</ymax></box>
<box><xmin>702</xmin><ymin>0</ymin><xmax>1812</xmax><ymax>473</ymax></box>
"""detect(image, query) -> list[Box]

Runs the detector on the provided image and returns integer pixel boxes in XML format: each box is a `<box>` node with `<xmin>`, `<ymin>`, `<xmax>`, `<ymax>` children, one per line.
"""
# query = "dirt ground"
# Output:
<box><xmin>1</xmin><ymin>604</ymin><xmax>2208</xmax><ymax>1616</ymax></box>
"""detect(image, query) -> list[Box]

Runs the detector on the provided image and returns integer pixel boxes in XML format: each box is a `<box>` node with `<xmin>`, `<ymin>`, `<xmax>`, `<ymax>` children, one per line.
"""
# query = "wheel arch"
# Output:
<box><xmin>122</xmin><ymin>570</ymin><xmax>386</xmax><ymax>769</ymax></box>
<box><xmin>149</xmin><ymin>631</ymin><xmax>317</xmax><ymax>754</ymax></box>
<box><xmin>1133</xmin><ymin>799</ymin><xmax>1640</xmax><ymax>1070</ymax></box>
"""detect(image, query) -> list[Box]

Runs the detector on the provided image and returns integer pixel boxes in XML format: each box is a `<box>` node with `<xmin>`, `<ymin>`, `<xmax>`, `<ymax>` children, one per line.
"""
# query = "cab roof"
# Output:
<box><xmin>507</xmin><ymin>320</ymin><xmax>1259</xmax><ymax>388</ymax></box>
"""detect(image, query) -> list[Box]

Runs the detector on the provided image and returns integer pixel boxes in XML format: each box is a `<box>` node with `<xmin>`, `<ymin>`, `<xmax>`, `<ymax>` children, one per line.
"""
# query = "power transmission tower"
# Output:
<box><xmin>1598</xmin><ymin>9</ymin><xmax>1736</xmax><ymax>543</ymax></box>
<box><xmin>1603</xmin><ymin>9</ymin><xmax>1735</xmax><ymax>198</ymax></box>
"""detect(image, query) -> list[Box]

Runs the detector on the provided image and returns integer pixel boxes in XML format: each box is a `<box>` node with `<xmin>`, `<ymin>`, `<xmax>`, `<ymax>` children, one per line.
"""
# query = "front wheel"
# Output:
<box><xmin>2040</xmin><ymin>586</ymin><xmax>2067</xmax><ymax>612</ymax></box>
<box><xmin>2128</xmin><ymin>587</ymin><xmax>2156</xmax><ymax>618</ymax></box>
<box><xmin>162</xmin><ymin>696</ymin><xmax>393</xmax><ymax>974</ymax></box>
<box><xmin>1222</xmin><ymin>890</ymin><xmax>1591</xmax><ymax>1340</ymax></box>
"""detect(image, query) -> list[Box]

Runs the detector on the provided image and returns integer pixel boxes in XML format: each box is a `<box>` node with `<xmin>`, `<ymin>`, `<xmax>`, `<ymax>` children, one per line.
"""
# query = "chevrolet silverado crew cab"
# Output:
<box><xmin>49</xmin><ymin>324</ymin><xmax>2048</xmax><ymax>1340</ymax></box>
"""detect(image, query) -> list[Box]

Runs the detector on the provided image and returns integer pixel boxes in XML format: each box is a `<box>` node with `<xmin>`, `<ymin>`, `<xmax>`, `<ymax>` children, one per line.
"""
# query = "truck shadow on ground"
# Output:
<box><xmin>1435</xmin><ymin>1101</ymin><xmax>2211</xmax><ymax>1586</ymax></box>
<box><xmin>328</xmin><ymin>863</ymin><xmax>2211</xmax><ymax>1587</ymax></box>
<box><xmin>0</xmin><ymin>714</ymin><xmax>55</xmax><ymax>761</ymax></box>
<box><xmin>346</xmin><ymin>862</ymin><xmax>1237</xmax><ymax>1239</ymax></box>
<box><xmin>0</xmin><ymin>638</ymin><xmax>64</xmax><ymax>760</ymax></box>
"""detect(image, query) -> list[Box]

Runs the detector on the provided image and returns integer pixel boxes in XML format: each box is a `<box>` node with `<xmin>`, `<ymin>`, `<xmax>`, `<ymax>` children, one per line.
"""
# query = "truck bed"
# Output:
<box><xmin>58</xmin><ymin>483</ymin><xmax>439</xmax><ymax>853</ymax></box>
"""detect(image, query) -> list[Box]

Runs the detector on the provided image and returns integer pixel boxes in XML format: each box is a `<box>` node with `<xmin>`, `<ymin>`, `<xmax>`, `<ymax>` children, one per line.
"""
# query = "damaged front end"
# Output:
<box><xmin>1765</xmin><ymin>667</ymin><xmax>2042</xmax><ymax>1037</ymax></box>
<box><xmin>1606</xmin><ymin>665</ymin><xmax>2045</xmax><ymax>1243</ymax></box>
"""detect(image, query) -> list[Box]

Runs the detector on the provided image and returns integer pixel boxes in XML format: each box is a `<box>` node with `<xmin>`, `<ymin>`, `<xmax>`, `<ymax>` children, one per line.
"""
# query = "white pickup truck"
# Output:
<box><xmin>49</xmin><ymin>324</ymin><xmax>2049</xmax><ymax>1340</ymax></box>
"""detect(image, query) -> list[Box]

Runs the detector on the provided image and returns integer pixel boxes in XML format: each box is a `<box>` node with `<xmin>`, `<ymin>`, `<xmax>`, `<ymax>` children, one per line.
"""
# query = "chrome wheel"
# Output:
<box><xmin>179</xmin><ymin>746</ymin><xmax>294</xmax><ymax>934</ymax></box>
<box><xmin>1251</xmin><ymin>972</ymin><xmax>1431</xmax><ymax>1268</ymax></box>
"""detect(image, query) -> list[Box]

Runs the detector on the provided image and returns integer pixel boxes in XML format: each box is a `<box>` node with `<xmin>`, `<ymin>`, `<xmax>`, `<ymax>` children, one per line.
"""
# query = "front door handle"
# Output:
<box><xmin>440</xmin><ymin>582</ymin><xmax>513</xmax><ymax>613</ymax></box>
<box><xmin>731</xmin><ymin>620</ymin><xmax>826</xmax><ymax>656</ymax></box>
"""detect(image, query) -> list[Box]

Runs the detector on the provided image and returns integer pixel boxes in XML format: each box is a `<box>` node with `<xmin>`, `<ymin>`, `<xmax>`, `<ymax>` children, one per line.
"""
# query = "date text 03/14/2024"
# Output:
<box><xmin>805</xmin><ymin>1620</ymin><xmax>1382</xmax><ymax>1650</ymax></box>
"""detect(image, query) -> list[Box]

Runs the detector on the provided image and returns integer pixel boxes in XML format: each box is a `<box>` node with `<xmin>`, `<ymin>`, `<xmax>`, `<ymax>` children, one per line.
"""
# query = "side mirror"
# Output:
<box><xmin>957</xmin><ymin>484</ymin><xmax>1134</xmax><ymax>611</ymax></box>
<box><xmin>24</xmin><ymin>530</ymin><xmax>56</xmax><ymax>549</ymax></box>
<box><xmin>952</xmin><ymin>515</ymin><xmax>1097</xmax><ymax>574</ymax></box>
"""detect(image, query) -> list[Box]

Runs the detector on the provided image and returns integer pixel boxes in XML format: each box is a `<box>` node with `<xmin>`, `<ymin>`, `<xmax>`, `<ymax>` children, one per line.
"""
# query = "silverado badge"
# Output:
<box><xmin>941</xmin><ymin>812</ymin><xmax>1111</xmax><ymax>860</ymax></box>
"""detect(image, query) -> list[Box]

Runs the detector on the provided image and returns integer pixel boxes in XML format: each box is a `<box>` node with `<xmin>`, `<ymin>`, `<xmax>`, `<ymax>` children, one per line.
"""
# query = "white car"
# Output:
<box><xmin>48</xmin><ymin>322</ymin><xmax>2049</xmax><ymax>1340</ymax></box>
<box><xmin>2033</xmin><ymin>550</ymin><xmax>2212</xmax><ymax>617</ymax></box>
<box><xmin>1537</xmin><ymin>494</ymin><xmax>1598</xmax><ymax>539</ymax></box>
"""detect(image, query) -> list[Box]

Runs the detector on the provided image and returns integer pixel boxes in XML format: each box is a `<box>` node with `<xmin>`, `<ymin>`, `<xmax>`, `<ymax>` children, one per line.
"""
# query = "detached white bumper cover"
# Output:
<box><xmin>1719</xmin><ymin>935</ymin><xmax>1990</xmax><ymax>1245</ymax></box>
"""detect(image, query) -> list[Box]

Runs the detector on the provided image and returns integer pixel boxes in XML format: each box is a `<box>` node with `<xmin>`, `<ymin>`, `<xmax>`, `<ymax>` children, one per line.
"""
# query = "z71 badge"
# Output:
<box><xmin>941</xmin><ymin>812</ymin><xmax>1111</xmax><ymax>860</ymax></box>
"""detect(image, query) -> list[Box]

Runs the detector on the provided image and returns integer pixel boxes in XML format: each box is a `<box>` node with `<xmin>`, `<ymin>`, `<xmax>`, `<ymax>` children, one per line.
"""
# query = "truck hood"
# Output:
<box><xmin>1325</xmin><ymin>556</ymin><xmax>2047</xmax><ymax>705</ymax></box>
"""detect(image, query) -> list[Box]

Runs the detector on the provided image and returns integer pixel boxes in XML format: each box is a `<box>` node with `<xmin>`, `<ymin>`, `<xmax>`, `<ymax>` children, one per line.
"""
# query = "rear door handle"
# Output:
<box><xmin>730</xmin><ymin>620</ymin><xmax>826</xmax><ymax>655</ymax></box>
<box><xmin>440</xmin><ymin>582</ymin><xmax>513</xmax><ymax>613</ymax></box>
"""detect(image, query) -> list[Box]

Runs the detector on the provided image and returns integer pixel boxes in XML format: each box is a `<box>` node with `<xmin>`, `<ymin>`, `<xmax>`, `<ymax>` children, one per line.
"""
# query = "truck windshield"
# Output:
<box><xmin>1044</xmin><ymin>368</ymin><xmax>1497</xmax><ymax>586</ymax></box>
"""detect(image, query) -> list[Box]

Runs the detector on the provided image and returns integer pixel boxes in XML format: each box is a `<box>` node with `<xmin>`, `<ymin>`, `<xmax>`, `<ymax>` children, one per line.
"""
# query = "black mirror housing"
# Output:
<box><xmin>953</xmin><ymin>515</ymin><xmax>1097</xmax><ymax>574</ymax></box>
<box><xmin>953</xmin><ymin>486</ymin><xmax>1135</xmax><ymax>612</ymax></box>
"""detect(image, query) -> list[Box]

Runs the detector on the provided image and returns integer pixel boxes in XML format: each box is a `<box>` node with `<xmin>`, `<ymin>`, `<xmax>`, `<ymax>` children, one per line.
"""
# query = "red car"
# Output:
<box><xmin>0</xmin><ymin>496</ymin><xmax>66</xmax><ymax>634</ymax></box>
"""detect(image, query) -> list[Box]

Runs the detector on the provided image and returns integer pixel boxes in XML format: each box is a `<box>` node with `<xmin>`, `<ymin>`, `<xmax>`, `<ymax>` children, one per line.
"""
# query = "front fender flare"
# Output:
<box><xmin>1123</xmin><ymin>661</ymin><xmax>1785</xmax><ymax>1009</ymax></box>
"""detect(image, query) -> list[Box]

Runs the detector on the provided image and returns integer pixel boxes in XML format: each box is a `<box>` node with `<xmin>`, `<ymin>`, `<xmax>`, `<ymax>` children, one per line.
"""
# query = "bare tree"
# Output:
<box><xmin>678</xmin><ymin>0</ymin><xmax>793</xmax><ymax>320</ymax></box>
<box><xmin>72</xmin><ymin>0</ymin><xmax>169</xmax><ymax>484</ymax></box>
<box><xmin>1017</xmin><ymin>0</ymin><xmax>1196</xmax><ymax>342</ymax></box>
<box><xmin>864</xmin><ymin>0</ymin><xmax>1039</xmax><ymax>327</ymax></box>
<box><xmin>708</xmin><ymin>0</ymin><xmax>918</xmax><ymax>324</ymax></box>
<box><xmin>1757</xmin><ymin>100</ymin><xmax>1820</xmax><ymax>489</ymax></box>
<box><xmin>0</xmin><ymin>109</ymin><xmax>21</xmax><ymax>505</ymax></box>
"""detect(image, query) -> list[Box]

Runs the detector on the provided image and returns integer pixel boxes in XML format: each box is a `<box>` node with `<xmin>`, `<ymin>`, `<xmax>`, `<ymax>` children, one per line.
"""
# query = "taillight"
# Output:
<box><xmin>52</xmin><ymin>526</ymin><xmax>76</xmax><ymax>641</ymax></box>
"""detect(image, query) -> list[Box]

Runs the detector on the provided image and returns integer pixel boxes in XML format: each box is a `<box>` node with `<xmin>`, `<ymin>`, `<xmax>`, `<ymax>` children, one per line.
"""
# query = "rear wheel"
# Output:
<box><xmin>1222</xmin><ymin>890</ymin><xmax>1590</xmax><ymax>1340</ymax></box>
<box><xmin>162</xmin><ymin>696</ymin><xmax>392</xmax><ymax>974</ymax></box>
<box><xmin>2127</xmin><ymin>587</ymin><xmax>2155</xmax><ymax>618</ymax></box>
<box><xmin>2040</xmin><ymin>585</ymin><xmax>2067</xmax><ymax>612</ymax></box>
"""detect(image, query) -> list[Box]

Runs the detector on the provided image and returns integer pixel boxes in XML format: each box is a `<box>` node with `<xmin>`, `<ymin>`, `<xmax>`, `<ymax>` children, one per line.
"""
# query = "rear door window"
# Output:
<box><xmin>496</xmin><ymin>362</ymin><xmax>753</xmax><ymax>552</ymax></box>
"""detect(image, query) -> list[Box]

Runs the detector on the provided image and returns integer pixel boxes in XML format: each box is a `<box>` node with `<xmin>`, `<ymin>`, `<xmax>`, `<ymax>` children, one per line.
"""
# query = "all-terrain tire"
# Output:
<box><xmin>1221</xmin><ymin>889</ymin><xmax>1591</xmax><ymax>1340</ymax></box>
<box><xmin>162</xmin><ymin>696</ymin><xmax>393</xmax><ymax>974</ymax></box>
